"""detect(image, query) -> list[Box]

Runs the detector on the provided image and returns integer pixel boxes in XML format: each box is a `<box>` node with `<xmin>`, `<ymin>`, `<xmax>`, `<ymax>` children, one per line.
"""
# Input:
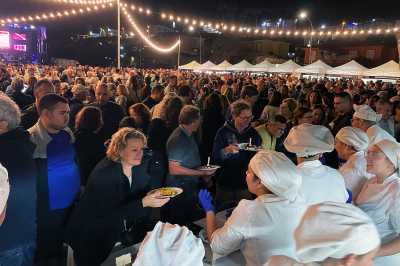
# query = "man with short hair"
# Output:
<box><xmin>21</xmin><ymin>79</ymin><xmax>55</xmax><ymax>129</ymax></box>
<box><xmin>91</xmin><ymin>83</ymin><xmax>124</xmax><ymax>141</ymax></box>
<box><xmin>29</xmin><ymin>94</ymin><xmax>80</xmax><ymax>265</ymax></box>
<box><xmin>240</xmin><ymin>85</ymin><xmax>259</xmax><ymax>108</ymax></box>
<box><xmin>330</xmin><ymin>92</ymin><xmax>354</xmax><ymax>136</ymax></box>
<box><xmin>352</xmin><ymin>104</ymin><xmax>396</xmax><ymax>145</ymax></box>
<box><xmin>255</xmin><ymin>114</ymin><xmax>287</xmax><ymax>151</ymax></box>
<box><xmin>142</xmin><ymin>84</ymin><xmax>163</xmax><ymax>109</ymax></box>
<box><xmin>165</xmin><ymin>105</ymin><xmax>216</xmax><ymax>225</ymax></box>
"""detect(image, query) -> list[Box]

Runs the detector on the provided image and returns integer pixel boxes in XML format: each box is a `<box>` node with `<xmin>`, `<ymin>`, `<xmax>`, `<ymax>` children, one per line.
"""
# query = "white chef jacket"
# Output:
<box><xmin>210</xmin><ymin>194</ymin><xmax>308</xmax><ymax>266</ymax></box>
<box><xmin>367</xmin><ymin>124</ymin><xmax>396</xmax><ymax>146</ymax></box>
<box><xmin>297</xmin><ymin>160</ymin><xmax>348</xmax><ymax>205</ymax></box>
<box><xmin>339</xmin><ymin>151</ymin><xmax>373</xmax><ymax>200</ymax></box>
<box><xmin>356</xmin><ymin>173</ymin><xmax>400</xmax><ymax>266</ymax></box>
<box><xmin>264</xmin><ymin>256</ymin><xmax>319</xmax><ymax>266</ymax></box>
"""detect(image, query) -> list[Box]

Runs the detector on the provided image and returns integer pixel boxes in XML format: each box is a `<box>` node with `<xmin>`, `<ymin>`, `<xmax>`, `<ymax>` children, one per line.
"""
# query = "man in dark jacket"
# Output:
<box><xmin>0</xmin><ymin>94</ymin><xmax>37</xmax><ymax>266</ymax></box>
<box><xmin>330</xmin><ymin>92</ymin><xmax>354</xmax><ymax>136</ymax></box>
<box><xmin>212</xmin><ymin>100</ymin><xmax>261</xmax><ymax>208</ymax></box>
<box><xmin>21</xmin><ymin>79</ymin><xmax>55</xmax><ymax>129</ymax></box>
<box><xmin>327</xmin><ymin>92</ymin><xmax>354</xmax><ymax>168</ymax></box>
<box><xmin>91</xmin><ymin>83</ymin><xmax>124</xmax><ymax>141</ymax></box>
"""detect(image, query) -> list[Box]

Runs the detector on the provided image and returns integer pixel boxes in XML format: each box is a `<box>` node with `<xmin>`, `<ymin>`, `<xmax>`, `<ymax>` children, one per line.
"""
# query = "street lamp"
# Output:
<box><xmin>298</xmin><ymin>11</ymin><xmax>314</xmax><ymax>64</ymax></box>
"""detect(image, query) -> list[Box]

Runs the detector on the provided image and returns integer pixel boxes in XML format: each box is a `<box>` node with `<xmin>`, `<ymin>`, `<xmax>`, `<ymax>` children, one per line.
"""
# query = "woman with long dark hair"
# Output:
<box><xmin>74</xmin><ymin>106</ymin><xmax>106</xmax><ymax>186</ymax></box>
<box><xmin>201</xmin><ymin>93</ymin><xmax>226</xmax><ymax>163</ymax></box>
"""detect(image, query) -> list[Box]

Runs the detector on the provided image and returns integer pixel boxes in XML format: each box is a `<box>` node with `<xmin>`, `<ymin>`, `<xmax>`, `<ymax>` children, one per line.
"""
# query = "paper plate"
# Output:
<box><xmin>147</xmin><ymin>187</ymin><xmax>183</xmax><ymax>198</ymax></box>
<box><xmin>197</xmin><ymin>165</ymin><xmax>221</xmax><ymax>171</ymax></box>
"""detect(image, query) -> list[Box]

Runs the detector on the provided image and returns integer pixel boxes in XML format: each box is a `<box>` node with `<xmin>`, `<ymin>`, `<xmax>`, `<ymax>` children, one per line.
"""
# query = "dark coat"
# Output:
<box><xmin>20</xmin><ymin>104</ymin><xmax>39</xmax><ymax>130</ymax></box>
<box><xmin>330</xmin><ymin>110</ymin><xmax>354</xmax><ymax>136</ymax></box>
<box><xmin>0</xmin><ymin>128</ymin><xmax>37</xmax><ymax>251</ymax></box>
<box><xmin>65</xmin><ymin>156</ymin><xmax>162</xmax><ymax>265</ymax></box>
<box><xmin>74</xmin><ymin>129</ymin><xmax>106</xmax><ymax>186</ymax></box>
<box><xmin>10</xmin><ymin>91</ymin><xmax>34</xmax><ymax>110</ymax></box>
<box><xmin>91</xmin><ymin>101</ymin><xmax>124</xmax><ymax>141</ymax></box>
<box><xmin>212</xmin><ymin>121</ymin><xmax>261</xmax><ymax>189</ymax></box>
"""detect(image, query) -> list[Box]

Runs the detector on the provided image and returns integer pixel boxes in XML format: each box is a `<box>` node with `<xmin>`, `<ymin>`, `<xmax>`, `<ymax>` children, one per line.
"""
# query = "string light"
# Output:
<box><xmin>0</xmin><ymin>4</ymin><xmax>112</xmax><ymax>24</ymax></box>
<box><xmin>122</xmin><ymin>7</ymin><xmax>180</xmax><ymax>53</ymax></box>
<box><xmin>51</xmin><ymin>0</ymin><xmax>115</xmax><ymax>5</ymax></box>
<box><xmin>155</xmin><ymin>8</ymin><xmax>399</xmax><ymax>39</ymax></box>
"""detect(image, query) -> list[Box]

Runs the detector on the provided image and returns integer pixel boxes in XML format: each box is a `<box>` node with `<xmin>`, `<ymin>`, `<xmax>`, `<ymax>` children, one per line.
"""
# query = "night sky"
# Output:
<box><xmin>1</xmin><ymin>0</ymin><xmax>399</xmax><ymax>65</ymax></box>
<box><xmin>1</xmin><ymin>0</ymin><xmax>399</xmax><ymax>28</ymax></box>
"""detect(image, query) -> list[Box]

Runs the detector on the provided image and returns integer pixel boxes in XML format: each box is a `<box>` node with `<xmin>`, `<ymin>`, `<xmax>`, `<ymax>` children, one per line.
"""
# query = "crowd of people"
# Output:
<box><xmin>1</xmin><ymin>63</ymin><xmax>400</xmax><ymax>266</ymax></box>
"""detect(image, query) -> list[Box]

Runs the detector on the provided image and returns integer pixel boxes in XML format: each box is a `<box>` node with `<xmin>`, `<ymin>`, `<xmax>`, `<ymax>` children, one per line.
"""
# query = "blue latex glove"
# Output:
<box><xmin>198</xmin><ymin>189</ymin><xmax>216</xmax><ymax>213</ymax></box>
<box><xmin>346</xmin><ymin>189</ymin><xmax>353</xmax><ymax>203</ymax></box>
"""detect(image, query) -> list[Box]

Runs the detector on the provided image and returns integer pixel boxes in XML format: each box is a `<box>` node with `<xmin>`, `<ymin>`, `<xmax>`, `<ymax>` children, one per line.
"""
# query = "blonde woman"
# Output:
<box><xmin>66</xmin><ymin>128</ymin><xmax>169</xmax><ymax>265</ymax></box>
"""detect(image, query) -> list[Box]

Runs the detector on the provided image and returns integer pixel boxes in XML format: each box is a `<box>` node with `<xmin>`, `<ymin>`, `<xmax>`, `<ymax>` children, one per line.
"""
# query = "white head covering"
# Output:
<box><xmin>249</xmin><ymin>150</ymin><xmax>302</xmax><ymax>201</ymax></box>
<box><xmin>284</xmin><ymin>124</ymin><xmax>334</xmax><ymax>157</ymax></box>
<box><xmin>353</xmin><ymin>104</ymin><xmax>382</xmax><ymax>122</ymax></box>
<box><xmin>0</xmin><ymin>163</ymin><xmax>10</xmax><ymax>213</ymax></box>
<box><xmin>133</xmin><ymin>222</ymin><xmax>205</xmax><ymax>266</ymax></box>
<box><xmin>375</xmin><ymin>139</ymin><xmax>400</xmax><ymax>173</ymax></box>
<box><xmin>335</xmin><ymin>127</ymin><xmax>369</xmax><ymax>151</ymax></box>
<box><xmin>295</xmin><ymin>202</ymin><xmax>380</xmax><ymax>263</ymax></box>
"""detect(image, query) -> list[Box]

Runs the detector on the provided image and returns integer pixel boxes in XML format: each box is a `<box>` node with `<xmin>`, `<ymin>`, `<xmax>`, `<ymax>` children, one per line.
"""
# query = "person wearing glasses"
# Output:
<box><xmin>212</xmin><ymin>100</ymin><xmax>261</xmax><ymax>208</ymax></box>
<box><xmin>356</xmin><ymin>140</ymin><xmax>400</xmax><ymax>266</ymax></box>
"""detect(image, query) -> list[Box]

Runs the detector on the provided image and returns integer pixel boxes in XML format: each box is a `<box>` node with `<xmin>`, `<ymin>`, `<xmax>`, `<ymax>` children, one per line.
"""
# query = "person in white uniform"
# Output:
<box><xmin>284</xmin><ymin>123</ymin><xmax>348</xmax><ymax>205</ymax></box>
<box><xmin>351</xmin><ymin>104</ymin><xmax>396</xmax><ymax>146</ymax></box>
<box><xmin>265</xmin><ymin>202</ymin><xmax>381</xmax><ymax>266</ymax></box>
<box><xmin>198</xmin><ymin>150</ymin><xmax>308</xmax><ymax>266</ymax></box>
<box><xmin>356</xmin><ymin>139</ymin><xmax>400</xmax><ymax>266</ymax></box>
<box><xmin>133</xmin><ymin>222</ymin><xmax>205</xmax><ymax>266</ymax></box>
<box><xmin>335</xmin><ymin>127</ymin><xmax>373</xmax><ymax>200</ymax></box>
<box><xmin>0</xmin><ymin>163</ymin><xmax>9</xmax><ymax>226</ymax></box>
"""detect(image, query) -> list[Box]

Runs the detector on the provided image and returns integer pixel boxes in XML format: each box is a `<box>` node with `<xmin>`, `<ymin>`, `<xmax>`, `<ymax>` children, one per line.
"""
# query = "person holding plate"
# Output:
<box><xmin>212</xmin><ymin>100</ymin><xmax>261</xmax><ymax>208</ymax></box>
<box><xmin>164</xmin><ymin>105</ymin><xmax>217</xmax><ymax>226</ymax></box>
<box><xmin>65</xmin><ymin>128</ymin><xmax>170</xmax><ymax>266</ymax></box>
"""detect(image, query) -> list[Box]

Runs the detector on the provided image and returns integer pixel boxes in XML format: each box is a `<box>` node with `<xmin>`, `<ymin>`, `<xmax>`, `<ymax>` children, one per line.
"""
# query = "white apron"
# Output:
<box><xmin>210</xmin><ymin>194</ymin><xmax>308</xmax><ymax>266</ymax></box>
<box><xmin>356</xmin><ymin>173</ymin><xmax>400</xmax><ymax>266</ymax></box>
<box><xmin>338</xmin><ymin>151</ymin><xmax>373</xmax><ymax>199</ymax></box>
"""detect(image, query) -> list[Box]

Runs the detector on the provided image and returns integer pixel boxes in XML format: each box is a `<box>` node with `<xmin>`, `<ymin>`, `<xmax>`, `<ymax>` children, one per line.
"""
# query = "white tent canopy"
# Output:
<box><xmin>247</xmin><ymin>59</ymin><xmax>274</xmax><ymax>72</ymax></box>
<box><xmin>326</xmin><ymin>60</ymin><xmax>368</xmax><ymax>76</ymax></box>
<box><xmin>196</xmin><ymin>60</ymin><xmax>217</xmax><ymax>71</ymax></box>
<box><xmin>269</xmin><ymin>60</ymin><xmax>301</xmax><ymax>73</ymax></box>
<box><xmin>178</xmin><ymin>60</ymin><xmax>202</xmax><ymax>70</ymax></box>
<box><xmin>363</xmin><ymin>60</ymin><xmax>400</xmax><ymax>78</ymax></box>
<box><xmin>295</xmin><ymin>60</ymin><xmax>333</xmax><ymax>75</ymax></box>
<box><xmin>227</xmin><ymin>60</ymin><xmax>254</xmax><ymax>72</ymax></box>
<box><xmin>209</xmin><ymin>60</ymin><xmax>233</xmax><ymax>71</ymax></box>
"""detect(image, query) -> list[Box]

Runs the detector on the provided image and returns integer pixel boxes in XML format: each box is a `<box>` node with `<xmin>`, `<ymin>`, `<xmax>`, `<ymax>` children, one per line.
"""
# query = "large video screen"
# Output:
<box><xmin>0</xmin><ymin>31</ymin><xmax>10</xmax><ymax>49</ymax></box>
<box><xmin>13</xmin><ymin>33</ymin><xmax>27</xmax><ymax>41</ymax></box>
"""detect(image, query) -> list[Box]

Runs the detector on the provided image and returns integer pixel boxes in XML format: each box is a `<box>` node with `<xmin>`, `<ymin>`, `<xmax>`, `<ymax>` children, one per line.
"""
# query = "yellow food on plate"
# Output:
<box><xmin>159</xmin><ymin>188</ymin><xmax>178</xmax><ymax>197</ymax></box>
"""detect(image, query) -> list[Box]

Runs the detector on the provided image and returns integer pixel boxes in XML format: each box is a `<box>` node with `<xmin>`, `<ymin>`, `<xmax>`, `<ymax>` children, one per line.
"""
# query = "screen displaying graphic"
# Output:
<box><xmin>13</xmin><ymin>33</ymin><xmax>27</xmax><ymax>41</ymax></box>
<box><xmin>0</xmin><ymin>31</ymin><xmax>10</xmax><ymax>49</ymax></box>
<box><xmin>14</xmin><ymin>44</ymin><xmax>27</xmax><ymax>52</ymax></box>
